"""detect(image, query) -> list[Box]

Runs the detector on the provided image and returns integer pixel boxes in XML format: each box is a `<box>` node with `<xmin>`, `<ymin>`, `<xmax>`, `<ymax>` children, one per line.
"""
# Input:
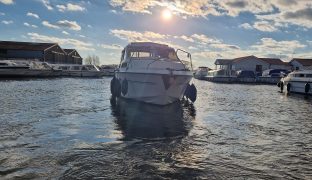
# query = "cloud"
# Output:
<box><xmin>56</xmin><ymin>20</ymin><xmax>81</xmax><ymax>31</ymax></box>
<box><xmin>188</xmin><ymin>46</ymin><xmax>198</xmax><ymax>50</ymax></box>
<box><xmin>42</xmin><ymin>20</ymin><xmax>81</xmax><ymax>31</ymax></box>
<box><xmin>27</xmin><ymin>12</ymin><xmax>40</xmax><ymax>19</ymax></box>
<box><xmin>239</xmin><ymin>23</ymin><xmax>253</xmax><ymax>30</ymax></box>
<box><xmin>191</xmin><ymin>34</ymin><xmax>221</xmax><ymax>44</ymax></box>
<box><xmin>251</xmin><ymin>38</ymin><xmax>305</xmax><ymax>54</ymax></box>
<box><xmin>225</xmin><ymin>0</ymin><xmax>248</xmax><ymax>8</ymax></box>
<box><xmin>56</xmin><ymin>3</ymin><xmax>85</xmax><ymax>12</ymax></box>
<box><xmin>41</xmin><ymin>0</ymin><xmax>53</xmax><ymax>10</ymax></box>
<box><xmin>24</xmin><ymin>22</ymin><xmax>38</xmax><ymax>28</ymax></box>
<box><xmin>42</xmin><ymin>20</ymin><xmax>60</xmax><ymax>29</ymax></box>
<box><xmin>108</xmin><ymin>0</ymin><xmax>312</xmax><ymax>31</ymax></box>
<box><xmin>1</xmin><ymin>20</ymin><xmax>13</xmax><ymax>25</ymax></box>
<box><xmin>108</xmin><ymin>0</ymin><xmax>274</xmax><ymax>17</ymax></box>
<box><xmin>174</xmin><ymin>35</ymin><xmax>194</xmax><ymax>42</ymax></box>
<box><xmin>110</xmin><ymin>29</ymin><xmax>167</xmax><ymax>42</ymax></box>
<box><xmin>0</xmin><ymin>12</ymin><xmax>5</xmax><ymax>16</ymax></box>
<box><xmin>100</xmin><ymin>44</ymin><xmax>123</xmax><ymax>50</ymax></box>
<box><xmin>62</xmin><ymin>31</ymin><xmax>69</xmax><ymax>35</ymax></box>
<box><xmin>253</xmin><ymin>21</ymin><xmax>278</xmax><ymax>32</ymax></box>
<box><xmin>210</xmin><ymin>43</ymin><xmax>240</xmax><ymax>50</ymax></box>
<box><xmin>27</xmin><ymin>32</ymin><xmax>94</xmax><ymax>51</ymax></box>
<box><xmin>0</xmin><ymin>0</ymin><xmax>13</xmax><ymax>5</ymax></box>
<box><xmin>109</xmin><ymin>0</ymin><xmax>155</xmax><ymax>14</ymax></box>
<box><xmin>255</xmin><ymin>2</ymin><xmax>312</xmax><ymax>29</ymax></box>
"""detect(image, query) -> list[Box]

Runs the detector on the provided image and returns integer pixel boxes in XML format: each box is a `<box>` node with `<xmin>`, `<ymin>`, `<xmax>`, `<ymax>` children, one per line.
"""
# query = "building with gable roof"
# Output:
<box><xmin>214</xmin><ymin>55</ymin><xmax>291</xmax><ymax>76</ymax></box>
<box><xmin>0</xmin><ymin>41</ymin><xmax>82</xmax><ymax>64</ymax></box>
<box><xmin>64</xmin><ymin>49</ymin><xmax>83</xmax><ymax>64</ymax></box>
<box><xmin>289</xmin><ymin>58</ymin><xmax>312</xmax><ymax>70</ymax></box>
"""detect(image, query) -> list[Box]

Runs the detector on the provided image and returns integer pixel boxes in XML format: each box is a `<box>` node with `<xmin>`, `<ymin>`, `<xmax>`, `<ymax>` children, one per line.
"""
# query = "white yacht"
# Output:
<box><xmin>52</xmin><ymin>64</ymin><xmax>104</xmax><ymax>77</ymax></box>
<box><xmin>100</xmin><ymin>65</ymin><xmax>117</xmax><ymax>76</ymax></box>
<box><xmin>194</xmin><ymin>66</ymin><xmax>209</xmax><ymax>79</ymax></box>
<box><xmin>0</xmin><ymin>60</ymin><xmax>60</xmax><ymax>78</ymax></box>
<box><xmin>111</xmin><ymin>42</ymin><xmax>196</xmax><ymax>105</ymax></box>
<box><xmin>278</xmin><ymin>70</ymin><xmax>312</xmax><ymax>95</ymax></box>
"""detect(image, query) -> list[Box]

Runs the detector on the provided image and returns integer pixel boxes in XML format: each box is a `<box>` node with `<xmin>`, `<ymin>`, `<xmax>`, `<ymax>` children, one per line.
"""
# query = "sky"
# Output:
<box><xmin>1</xmin><ymin>0</ymin><xmax>312</xmax><ymax>68</ymax></box>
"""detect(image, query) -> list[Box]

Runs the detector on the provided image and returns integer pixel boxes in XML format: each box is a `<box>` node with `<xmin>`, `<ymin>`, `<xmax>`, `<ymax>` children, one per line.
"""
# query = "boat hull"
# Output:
<box><xmin>0</xmin><ymin>69</ymin><xmax>61</xmax><ymax>78</ymax></box>
<box><xmin>115</xmin><ymin>72</ymin><xmax>193</xmax><ymax>105</ymax></box>
<box><xmin>61</xmin><ymin>71</ymin><xmax>104</xmax><ymax>77</ymax></box>
<box><xmin>282</xmin><ymin>80</ymin><xmax>312</xmax><ymax>95</ymax></box>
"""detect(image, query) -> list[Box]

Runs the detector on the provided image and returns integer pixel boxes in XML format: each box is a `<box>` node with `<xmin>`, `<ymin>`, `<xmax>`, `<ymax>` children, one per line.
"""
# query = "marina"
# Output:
<box><xmin>0</xmin><ymin>78</ymin><xmax>311</xmax><ymax>179</ymax></box>
<box><xmin>1</xmin><ymin>0</ymin><xmax>312</xmax><ymax>179</ymax></box>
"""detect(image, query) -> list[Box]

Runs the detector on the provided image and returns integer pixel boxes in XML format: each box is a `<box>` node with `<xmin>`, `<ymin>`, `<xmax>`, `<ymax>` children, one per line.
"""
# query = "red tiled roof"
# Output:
<box><xmin>0</xmin><ymin>41</ymin><xmax>57</xmax><ymax>51</ymax></box>
<box><xmin>258</xmin><ymin>58</ymin><xmax>285</xmax><ymax>65</ymax></box>
<box><xmin>291</xmin><ymin>58</ymin><xmax>312</xmax><ymax>66</ymax></box>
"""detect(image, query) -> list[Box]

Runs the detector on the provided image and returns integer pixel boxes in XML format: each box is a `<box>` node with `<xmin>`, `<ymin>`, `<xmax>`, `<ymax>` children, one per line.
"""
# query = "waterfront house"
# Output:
<box><xmin>214</xmin><ymin>55</ymin><xmax>290</xmax><ymax>76</ymax></box>
<box><xmin>214</xmin><ymin>59</ymin><xmax>233</xmax><ymax>76</ymax></box>
<box><xmin>64</xmin><ymin>49</ymin><xmax>83</xmax><ymax>64</ymax></box>
<box><xmin>258</xmin><ymin>58</ymin><xmax>291</xmax><ymax>70</ymax></box>
<box><xmin>289</xmin><ymin>58</ymin><xmax>312</xmax><ymax>70</ymax></box>
<box><xmin>0</xmin><ymin>41</ymin><xmax>81</xmax><ymax>64</ymax></box>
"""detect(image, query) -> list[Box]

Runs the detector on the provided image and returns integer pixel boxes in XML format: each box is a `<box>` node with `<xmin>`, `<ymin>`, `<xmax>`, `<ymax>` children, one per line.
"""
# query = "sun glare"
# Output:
<box><xmin>162</xmin><ymin>9</ymin><xmax>172</xmax><ymax>21</ymax></box>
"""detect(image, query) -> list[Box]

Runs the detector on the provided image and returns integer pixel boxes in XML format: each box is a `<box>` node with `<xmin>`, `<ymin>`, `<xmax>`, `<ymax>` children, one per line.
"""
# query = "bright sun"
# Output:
<box><xmin>162</xmin><ymin>9</ymin><xmax>172</xmax><ymax>21</ymax></box>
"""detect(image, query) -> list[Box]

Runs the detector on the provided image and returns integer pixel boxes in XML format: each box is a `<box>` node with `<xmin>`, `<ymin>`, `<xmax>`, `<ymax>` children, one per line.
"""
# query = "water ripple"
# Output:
<box><xmin>0</xmin><ymin>79</ymin><xmax>311</xmax><ymax>179</ymax></box>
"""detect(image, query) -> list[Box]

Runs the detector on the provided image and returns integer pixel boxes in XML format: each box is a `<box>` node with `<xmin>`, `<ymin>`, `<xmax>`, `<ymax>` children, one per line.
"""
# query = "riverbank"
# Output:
<box><xmin>200</xmin><ymin>76</ymin><xmax>281</xmax><ymax>84</ymax></box>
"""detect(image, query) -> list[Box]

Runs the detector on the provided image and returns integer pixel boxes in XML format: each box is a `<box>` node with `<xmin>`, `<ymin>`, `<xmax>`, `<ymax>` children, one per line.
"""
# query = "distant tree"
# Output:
<box><xmin>84</xmin><ymin>55</ymin><xmax>100</xmax><ymax>66</ymax></box>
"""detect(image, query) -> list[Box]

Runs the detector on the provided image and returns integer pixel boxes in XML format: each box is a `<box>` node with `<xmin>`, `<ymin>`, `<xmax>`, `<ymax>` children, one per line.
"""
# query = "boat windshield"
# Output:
<box><xmin>128</xmin><ymin>48</ymin><xmax>179</xmax><ymax>61</ymax></box>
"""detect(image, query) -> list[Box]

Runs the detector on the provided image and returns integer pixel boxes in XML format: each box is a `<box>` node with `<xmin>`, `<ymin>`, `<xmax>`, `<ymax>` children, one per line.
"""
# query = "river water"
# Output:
<box><xmin>0</xmin><ymin>78</ymin><xmax>311</xmax><ymax>179</ymax></box>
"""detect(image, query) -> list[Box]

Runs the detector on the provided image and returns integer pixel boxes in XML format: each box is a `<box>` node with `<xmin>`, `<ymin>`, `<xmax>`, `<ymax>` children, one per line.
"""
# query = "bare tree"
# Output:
<box><xmin>84</xmin><ymin>55</ymin><xmax>100</xmax><ymax>66</ymax></box>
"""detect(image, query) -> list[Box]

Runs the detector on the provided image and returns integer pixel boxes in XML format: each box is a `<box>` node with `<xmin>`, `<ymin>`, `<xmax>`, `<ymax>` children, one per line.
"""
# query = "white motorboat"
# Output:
<box><xmin>100</xmin><ymin>65</ymin><xmax>117</xmax><ymax>76</ymax></box>
<box><xmin>52</xmin><ymin>64</ymin><xmax>104</xmax><ymax>77</ymax></box>
<box><xmin>111</xmin><ymin>42</ymin><xmax>196</xmax><ymax>105</ymax></box>
<box><xmin>194</xmin><ymin>66</ymin><xmax>209</xmax><ymax>79</ymax></box>
<box><xmin>278</xmin><ymin>70</ymin><xmax>312</xmax><ymax>95</ymax></box>
<box><xmin>0</xmin><ymin>60</ymin><xmax>60</xmax><ymax>78</ymax></box>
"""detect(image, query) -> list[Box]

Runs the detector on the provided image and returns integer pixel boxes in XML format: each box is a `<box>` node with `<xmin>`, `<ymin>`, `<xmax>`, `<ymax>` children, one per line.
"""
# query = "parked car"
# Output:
<box><xmin>262</xmin><ymin>69</ymin><xmax>289</xmax><ymax>77</ymax></box>
<box><xmin>236</xmin><ymin>70</ymin><xmax>256</xmax><ymax>78</ymax></box>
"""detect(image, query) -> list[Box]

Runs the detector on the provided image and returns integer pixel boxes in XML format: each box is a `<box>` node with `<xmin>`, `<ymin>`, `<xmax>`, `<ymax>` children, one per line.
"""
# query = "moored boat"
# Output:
<box><xmin>110</xmin><ymin>42</ymin><xmax>197</xmax><ymax>105</ymax></box>
<box><xmin>52</xmin><ymin>64</ymin><xmax>104</xmax><ymax>77</ymax></box>
<box><xmin>100</xmin><ymin>65</ymin><xmax>117</xmax><ymax>76</ymax></box>
<box><xmin>0</xmin><ymin>60</ymin><xmax>61</xmax><ymax>78</ymax></box>
<box><xmin>277</xmin><ymin>70</ymin><xmax>312</xmax><ymax>95</ymax></box>
<box><xmin>194</xmin><ymin>66</ymin><xmax>209</xmax><ymax>79</ymax></box>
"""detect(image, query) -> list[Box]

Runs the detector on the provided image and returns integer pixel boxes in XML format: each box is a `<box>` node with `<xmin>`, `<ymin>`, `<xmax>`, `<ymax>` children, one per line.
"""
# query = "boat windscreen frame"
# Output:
<box><xmin>176</xmin><ymin>49</ymin><xmax>193</xmax><ymax>71</ymax></box>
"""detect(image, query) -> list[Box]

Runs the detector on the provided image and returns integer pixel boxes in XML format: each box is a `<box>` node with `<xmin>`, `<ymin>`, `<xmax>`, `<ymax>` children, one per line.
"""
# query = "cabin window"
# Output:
<box><xmin>294</xmin><ymin>74</ymin><xmax>305</xmax><ymax>77</ymax></box>
<box><xmin>306</xmin><ymin>74</ymin><xmax>312</xmax><ymax>77</ymax></box>
<box><xmin>256</xmin><ymin>65</ymin><xmax>262</xmax><ymax>72</ymax></box>
<box><xmin>0</xmin><ymin>62</ymin><xmax>8</xmax><ymax>66</ymax></box>
<box><xmin>73</xmin><ymin>66</ymin><xmax>80</xmax><ymax>70</ymax></box>
<box><xmin>155</xmin><ymin>49</ymin><xmax>178</xmax><ymax>61</ymax></box>
<box><xmin>121</xmin><ymin>62</ymin><xmax>127</xmax><ymax>68</ymax></box>
<box><xmin>82</xmin><ymin>66</ymin><xmax>88</xmax><ymax>71</ymax></box>
<box><xmin>61</xmin><ymin>66</ymin><xmax>69</xmax><ymax>70</ymax></box>
<box><xmin>130</xmin><ymin>51</ymin><xmax>151</xmax><ymax>58</ymax></box>
<box><xmin>0</xmin><ymin>49</ymin><xmax>7</xmax><ymax>57</ymax></box>
<box><xmin>0</xmin><ymin>49</ymin><xmax>7</xmax><ymax>53</ymax></box>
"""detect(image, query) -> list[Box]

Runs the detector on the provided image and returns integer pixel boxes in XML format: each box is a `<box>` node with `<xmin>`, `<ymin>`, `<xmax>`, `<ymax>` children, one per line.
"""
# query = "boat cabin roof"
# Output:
<box><xmin>125</xmin><ymin>42</ymin><xmax>174</xmax><ymax>51</ymax></box>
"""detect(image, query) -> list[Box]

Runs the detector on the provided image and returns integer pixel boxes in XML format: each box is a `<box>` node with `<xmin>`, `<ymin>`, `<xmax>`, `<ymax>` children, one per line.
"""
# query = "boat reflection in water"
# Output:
<box><xmin>111</xmin><ymin>98</ymin><xmax>196</xmax><ymax>140</ymax></box>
